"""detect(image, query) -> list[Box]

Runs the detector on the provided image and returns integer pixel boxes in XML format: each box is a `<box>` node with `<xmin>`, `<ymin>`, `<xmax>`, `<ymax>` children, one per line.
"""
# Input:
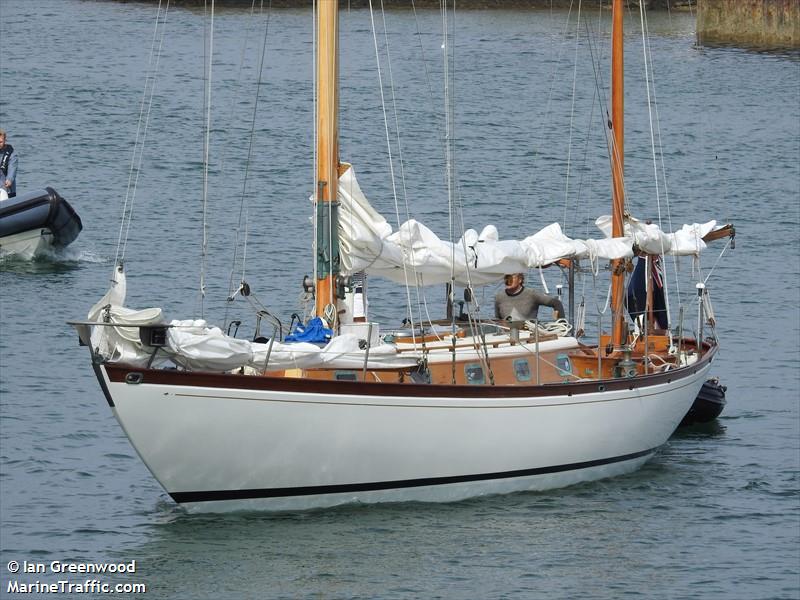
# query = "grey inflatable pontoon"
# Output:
<box><xmin>0</xmin><ymin>188</ymin><xmax>82</xmax><ymax>256</ymax></box>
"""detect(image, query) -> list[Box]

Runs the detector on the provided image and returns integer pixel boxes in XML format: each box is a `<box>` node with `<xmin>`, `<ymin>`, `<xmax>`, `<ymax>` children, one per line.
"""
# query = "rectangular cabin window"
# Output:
<box><xmin>335</xmin><ymin>371</ymin><xmax>358</xmax><ymax>381</ymax></box>
<box><xmin>513</xmin><ymin>359</ymin><xmax>532</xmax><ymax>382</ymax></box>
<box><xmin>464</xmin><ymin>364</ymin><xmax>485</xmax><ymax>385</ymax></box>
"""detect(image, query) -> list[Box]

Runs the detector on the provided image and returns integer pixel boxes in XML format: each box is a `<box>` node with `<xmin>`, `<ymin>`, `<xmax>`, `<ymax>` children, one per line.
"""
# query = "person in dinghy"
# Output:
<box><xmin>0</xmin><ymin>130</ymin><xmax>18</xmax><ymax>200</ymax></box>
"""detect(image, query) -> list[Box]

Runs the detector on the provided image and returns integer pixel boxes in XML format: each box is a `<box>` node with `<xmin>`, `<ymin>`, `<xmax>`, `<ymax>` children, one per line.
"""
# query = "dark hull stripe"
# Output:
<box><xmin>169</xmin><ymin>447</ymin><xmax>656</xmax><ymax>504</ymax></box>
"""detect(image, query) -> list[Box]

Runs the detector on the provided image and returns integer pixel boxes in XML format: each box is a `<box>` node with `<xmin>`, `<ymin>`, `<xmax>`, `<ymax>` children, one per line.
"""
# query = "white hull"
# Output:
<box><xmin>0</xmin><ymin>228</ymin><xmax>52</xmax><ymax>259</ymax></box>
<box><xmin>97</xmin><ymin>356</ymin><xmax>713</xmax><ymax>512</ymax></box>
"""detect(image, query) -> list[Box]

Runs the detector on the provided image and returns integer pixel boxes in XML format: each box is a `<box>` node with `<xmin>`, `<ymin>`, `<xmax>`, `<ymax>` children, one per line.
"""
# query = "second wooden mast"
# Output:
<box><xmin>610</xmin><ymin>0</ymin><xmax>627</xmax><ymax>348</ymax></box>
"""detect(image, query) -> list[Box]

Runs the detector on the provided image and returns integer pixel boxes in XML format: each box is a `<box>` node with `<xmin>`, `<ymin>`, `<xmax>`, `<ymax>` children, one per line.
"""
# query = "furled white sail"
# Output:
<box><xmin>336</xmin><ymin>166</ymin><xmax>633</xmax><ymax>287</ymax></box>
<box><xmin>87</xmin><ymin>269</ymin><xmax>418</xmax><ymax>372</ymax></box>
<box><xmin>169</xmin><ymin>320</ymin><xmax>416</xmax><ymax>372</ymax></box>
<box><xmin>87</xmin><ymin>266</ymin><xmax>166</xmax><ymax>365</ymax></box>
<box><xmin>595</xmin><ymin>215</ymin><xmax>718</xmax><ymax>256</ymax></box>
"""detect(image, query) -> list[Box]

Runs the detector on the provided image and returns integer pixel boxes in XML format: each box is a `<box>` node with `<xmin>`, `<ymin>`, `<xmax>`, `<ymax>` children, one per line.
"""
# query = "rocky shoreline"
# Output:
<box><xmin>101</xmin><ymin>0</ymin><xmax>694</xmax><ymax>9</ymax></box>
<box><xmin>698</xmin><ymin>0</ymin><xmax>798</xmax><ymax>48</ymax></box>
<box><xmin>99</xmin><ymin>0</ymin><xmax>797</xmax><ymax>48</ymax></box>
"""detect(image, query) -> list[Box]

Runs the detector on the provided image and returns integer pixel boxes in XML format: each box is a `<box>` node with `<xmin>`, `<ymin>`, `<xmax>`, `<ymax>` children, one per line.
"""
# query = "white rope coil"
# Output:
<box><xmin>524</xmin><ymin>318</ymin><xmax>573</xmax><ymax>338</ymax></box>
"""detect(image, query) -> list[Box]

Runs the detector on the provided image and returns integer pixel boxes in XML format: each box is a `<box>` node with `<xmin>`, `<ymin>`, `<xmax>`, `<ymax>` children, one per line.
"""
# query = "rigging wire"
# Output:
<box><xmin>640</xmin><ymin>5</ymin><xmax>695</xmax><ymax>338</ymax></box>
<box><xmin>442</xmin><ymin>2</ymin><xmax>460</xmax><ymax>379</ymax></box>
<box><xmin>385</xmin><ymin>0</ymin><xmax>483</xmax><ymax>362</ymax></box>
<box><xmin>563</xmin><ymin>8</ymin><xmax>608</xmax><ymax>339</ymax></box>
<box><xmin>642</xmin><ymin>6</ymin><xmax>684</xmax><ymax>307</ymax></box>
<box><xmin>411</xmin><ymin>0</ymin><xmax>444</xmax><ymax>141</ymax></box>
<box><xmin>582</xmin><ymin>11</ymin><xmax>616</xmax><ymax>321</ymax></box>
<box><xmin>224</xmin><ymin>0</ymin><xmax>271</xmax><ymax>329</ymax></box>
<box><xmin>517</xmin><ymin>0</ymin><xmax>577</xmax><ymax>239</ymax></box>
<box><xmin>441</xmin><ymin>1</ymin><xmax>460</xmax><ymax>384</ymax></box>
<box><xmin>200</xmin><ymin>0</ymin><xmax>216</xmax><ymax>318</ymax></box>
<box><xmin>636</xmin><ymin>2</ymin><xmax>672</xmax><ymax>339</ymax></box>
<box><xmin>639</xmin><ymin>5</ymin><xmax>665</xmax><ymax>253</ymax></box>
<box><xmin>366</xmin><ymin>0</ymin><xmax>417</xmax><ymax>341</ymax></box>
<box><xmin>441</xmin><ymin>2</ymin><xmax>485</xmax><ymax>370</ymax></box>
<box><xmin>442</xmin><ymin>0</ymin><xmax>455</xmax><ymax>293</ymax></box>
<box><xmin>116</xmin><ymin>0</ymin><xmax>170</xmax><ymax>269</ymax></box>
<box><xmin>570</xmin><ymin>73</ymin><xmax>599</xmax><ymax>239</ymax></box>
<box><xmin>409</xmin><ymin>0</ymin><xmax>463</xmax><ymax>342</ymax></box>
<box><xmin>563</xmin><ymin>0</ymin><xmax>583</xmax><ymax>230</ymax></box>
<box><xmin>408</xmin><ymin>4</ymin><xmax>487</xmax><ymax>370</ymax></box>
<box><xmin>378</xmin><ymin>0</ymin><xmax>425</xmax><ymax>330</ymax></box>
<box><xmin>566</xmin><ymin>8</ymin><xmax>603</xmax><ymax>240</ymax></box>
<box><xmin>583</xmin><ymin>13</ymin><xmax>612</xmax><ymax>216</ymax></box>
<box><xmin>219</xmin><ymin>1</ymin><xmax>262</xmax><ymax>180</ymax></box>
<box><xmin>440</xmin><ymin>1</ymin><xmax>494</xmax><ymax>382</ymax></box>
<box><xmin>411</xmin><ymin>0</ymin><xmax>476</xmax><ymax>344</ymax></box>
<box><xmin>378</xmin><ymin>0</ymin><xmax>437</xmax><ymax>356</ymax></box>
<box><xmin>406</xmin><ymin>0</ymin><xmax>438</xmax><ymax>344</ymax></box>
<box><xmin>234</xmin><ymin>2</ymin><xmax>272</xmax><ymax>297</ymax></box>
<box><xmin>703</xmin><ymin>237</ymin><xmax>732</xmax><ymax>285</ymax></box>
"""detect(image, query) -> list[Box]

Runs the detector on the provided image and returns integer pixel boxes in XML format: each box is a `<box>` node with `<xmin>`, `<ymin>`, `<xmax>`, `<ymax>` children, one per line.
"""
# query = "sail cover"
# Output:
<box><xmin>595</xmin><ymin>215</ymin><xmax>718</xmax><ymax>256</ymax></box>
<box><xmin>87</xmin><ymin>268</ymin><xmax>418</xmax><ymax>372</ymax></box>
<box><xmin>337</xmin><ymin>167</ymin><xmax>719</xmax><ymax>286</ymax></box>
<box><xmin>336</xmin><ymin>167</ymin><xmax>633</xmax><ymax>286</ymax></box>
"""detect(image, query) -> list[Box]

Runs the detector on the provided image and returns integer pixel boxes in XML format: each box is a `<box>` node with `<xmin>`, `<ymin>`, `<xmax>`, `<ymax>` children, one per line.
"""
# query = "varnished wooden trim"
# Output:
<box><xmin>103</xmin><ymin>343</ymin><xmax>716</xmax><ymax>400</ymax></box>
<box><xmin>702</xmin><ymin>223</ymin><xmax>735</xmax><ymax>244</ymax></box>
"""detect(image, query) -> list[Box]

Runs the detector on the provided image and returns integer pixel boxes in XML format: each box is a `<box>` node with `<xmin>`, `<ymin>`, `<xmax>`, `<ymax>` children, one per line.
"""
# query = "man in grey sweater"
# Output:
<box><xmin>494</xmin><ymin>273</ymin><xmax>564</xmax><ymax>322</ymax></box>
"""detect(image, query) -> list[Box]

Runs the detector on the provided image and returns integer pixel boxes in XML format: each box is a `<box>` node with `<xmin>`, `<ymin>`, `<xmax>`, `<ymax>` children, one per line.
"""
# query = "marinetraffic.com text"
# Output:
<box><xmin>5</xmin><ymin>560</ymin><xmax>146</xmax><ymax>595</ymax></box>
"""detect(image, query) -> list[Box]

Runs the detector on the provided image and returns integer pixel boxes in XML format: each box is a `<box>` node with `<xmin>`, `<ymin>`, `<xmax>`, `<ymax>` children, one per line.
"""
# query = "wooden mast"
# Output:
<box><xmin>315</xmin><ymin>0</ymin><xmax>340</xmax><ymax>319</ymax></box>
<box><xmin>610</xmin><ymin>0</ymin><xmax>626</xmax><ymax>348</ymax></box>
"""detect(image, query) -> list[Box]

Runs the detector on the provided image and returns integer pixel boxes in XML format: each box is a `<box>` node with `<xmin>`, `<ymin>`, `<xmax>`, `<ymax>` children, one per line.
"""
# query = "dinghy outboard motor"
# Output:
<box><xmin>680</xmin><ymin>377</ymin><xmax>727</xmax><ymax>426</ymax></box>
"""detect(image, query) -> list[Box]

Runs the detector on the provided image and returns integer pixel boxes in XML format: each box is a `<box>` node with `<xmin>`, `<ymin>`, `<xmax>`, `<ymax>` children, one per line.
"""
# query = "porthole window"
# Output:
<box><xmin>513</xmin><ymin>359</ymin><xmax>531</xmax><ymax>382</ymax></box>
<box><xmin>464</xmin><ymin>363</ymin><xmax>485</xmax><ymax>385</ymax></box>
<box><xmin>556</xmin><ymin>354</ymin><xmax>572</xmax><ymax>376</ymax></box>
<box><xmin>335</xmin><ymin>371</ymin><xmax>357</xmax><ymax>381</ymax></box>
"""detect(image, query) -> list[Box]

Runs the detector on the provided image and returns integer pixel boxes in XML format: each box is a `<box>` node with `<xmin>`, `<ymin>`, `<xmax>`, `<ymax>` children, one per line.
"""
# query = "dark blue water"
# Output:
<box><xmin>1</xmin><ymin>2</ymin><xmax>798</xmax><ymax>598</ymax></box>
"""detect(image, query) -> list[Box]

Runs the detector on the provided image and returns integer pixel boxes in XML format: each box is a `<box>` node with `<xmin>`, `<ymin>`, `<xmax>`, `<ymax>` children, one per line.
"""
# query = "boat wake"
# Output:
<box><xmin>46</xmin><ymin>245</ymin><xmax>107</xmax><ymax>264</ymax></box>
<box><xmin>1</xmin><ymin>245</ymin><xmax>108</xmax><ymax>272</ymax></box>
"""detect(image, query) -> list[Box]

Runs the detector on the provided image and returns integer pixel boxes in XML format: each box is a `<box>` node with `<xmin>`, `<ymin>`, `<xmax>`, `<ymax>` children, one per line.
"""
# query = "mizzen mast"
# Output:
<box><xmin>610</xmin><ymin>0</ymin><xmax>627</xmax><ymax>348</ymax></box>
<box><xmin>315</xmin><ymin>0</ymin><xmax>341</xmax><ymax>319</ymax></box>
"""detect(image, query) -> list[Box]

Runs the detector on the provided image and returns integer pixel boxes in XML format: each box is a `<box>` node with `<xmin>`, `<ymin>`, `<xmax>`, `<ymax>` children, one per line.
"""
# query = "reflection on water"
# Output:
<box><xmin>696</xmin><ymin>41</ymin><xmax>800</xmax><ymax>59</ymax></box>
<box><xmin>0</xmin><ymin>257</ymin><xmax>80</xmax><ymax>275</ymax></box>
<box><xmin>673</xmin><ymin>419</ymin><xmax>727</xmax><ymax>438</ymax></box>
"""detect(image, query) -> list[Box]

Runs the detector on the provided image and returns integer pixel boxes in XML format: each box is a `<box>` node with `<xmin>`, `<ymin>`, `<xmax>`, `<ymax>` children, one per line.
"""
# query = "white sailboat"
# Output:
<box><xmin>73</xmin><ymin>0</ymin><xmax>733</xmax><ymax>513</ymax></box>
